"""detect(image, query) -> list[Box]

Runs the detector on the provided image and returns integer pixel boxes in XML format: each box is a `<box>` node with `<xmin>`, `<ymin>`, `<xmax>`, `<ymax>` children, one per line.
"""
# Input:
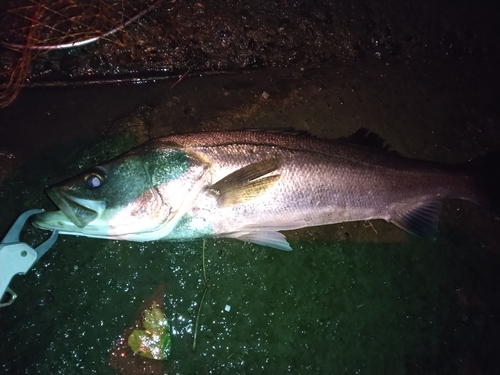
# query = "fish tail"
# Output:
<box><xmin>465</xmin><ymin>151</ymin><xmax>500</xmax><ymax>217</ymax></box>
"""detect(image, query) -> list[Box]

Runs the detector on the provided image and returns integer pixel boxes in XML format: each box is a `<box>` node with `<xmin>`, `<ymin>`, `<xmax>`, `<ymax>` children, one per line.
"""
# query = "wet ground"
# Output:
<box><xmin>1</xmin><ymin>57</ymin><xmax>500</xmax><ymax>374</ymax></box>
<box><xmin>1</xmin><ymin>0</ymin><xmax>499</xmax><ymax>84</ymax></box>
<box><xmin>1</xmin><ymin>0</ymin><xmax>500</xmax><ymax>373</ymax></box>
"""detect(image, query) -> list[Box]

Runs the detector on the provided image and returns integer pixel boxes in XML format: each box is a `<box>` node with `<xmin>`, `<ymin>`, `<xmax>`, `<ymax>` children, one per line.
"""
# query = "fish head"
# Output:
<box><xmin>32</xmin><ymin>143</ymin><xmax>209</xmax><ymax>240</ymax></box>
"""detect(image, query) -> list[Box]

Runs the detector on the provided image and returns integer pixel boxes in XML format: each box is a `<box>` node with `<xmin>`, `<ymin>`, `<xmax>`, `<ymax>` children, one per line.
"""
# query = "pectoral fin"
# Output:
<box><xmin>210</xmin><ymin>158</ymin><xmax>281</xmax><ymax>206</ymax></box>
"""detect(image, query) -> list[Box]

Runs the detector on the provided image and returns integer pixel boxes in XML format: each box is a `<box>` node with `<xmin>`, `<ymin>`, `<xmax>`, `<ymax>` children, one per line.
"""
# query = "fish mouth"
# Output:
<box><xmin>32</xmin><ymin>187</ymin><xmax>104</xmax><ymax>230</ymax></box>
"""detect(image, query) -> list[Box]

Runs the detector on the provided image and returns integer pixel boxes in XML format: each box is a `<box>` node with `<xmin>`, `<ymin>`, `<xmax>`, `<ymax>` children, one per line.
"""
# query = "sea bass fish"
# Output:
<box><xmin>32</xmin><ymin>130</ymin><xmax>497</xmax><ymax>250</ymax></box>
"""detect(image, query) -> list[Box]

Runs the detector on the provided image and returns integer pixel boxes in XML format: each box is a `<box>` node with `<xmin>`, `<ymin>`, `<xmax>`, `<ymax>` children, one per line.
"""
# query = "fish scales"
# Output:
<box><xmin>178</xmin><ymin>139</ymin><xmax>477</xmax><ymax>234</ymax></box>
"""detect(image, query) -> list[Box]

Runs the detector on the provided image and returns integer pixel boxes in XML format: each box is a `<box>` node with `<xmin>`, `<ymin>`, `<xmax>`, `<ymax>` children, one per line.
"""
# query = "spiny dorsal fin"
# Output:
<box><xmin>210</xmin><ymin>158</ymin><xmax>281</xmax><ymax>206</ymax></box>
<box><xmin>343</xmin><ymin>128</ymin><xmax>398</xmax><ymax>154</ymax></box>
<box><xmin>390</xmin><ymin>201</ymin><xmax>441</xmax><ymax>239</ymax></box>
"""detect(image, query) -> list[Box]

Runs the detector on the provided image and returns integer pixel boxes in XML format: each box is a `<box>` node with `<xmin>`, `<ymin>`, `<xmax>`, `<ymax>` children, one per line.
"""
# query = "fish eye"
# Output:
<box><xmin>84</xmin><ymin>172</ymin><xmax>104</xmax><ymax>188</ymax></box>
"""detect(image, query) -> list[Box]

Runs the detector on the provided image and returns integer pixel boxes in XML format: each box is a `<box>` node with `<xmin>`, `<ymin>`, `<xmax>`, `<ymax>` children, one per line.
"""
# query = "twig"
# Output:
<box><xmin>170</xmin><ymin>69</ymin><xmax>191</xmax><ymax>89</ymax></box>
<box><xmin>364</xmin><ymin>220</ymin><xmax>378</xmax><ymax>234</ymax></box>
<box><xmin>192</xmin><ymin>239</ymin><xmax>209</xmax><ymax>351</ymax></box>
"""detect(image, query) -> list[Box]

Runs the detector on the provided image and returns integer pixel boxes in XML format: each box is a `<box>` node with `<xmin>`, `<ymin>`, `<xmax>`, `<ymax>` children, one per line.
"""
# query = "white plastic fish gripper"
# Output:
<box><xmin>0</xmin><ymin>209</ymin><xmax>58</xmax><ymax>307</ymax></box>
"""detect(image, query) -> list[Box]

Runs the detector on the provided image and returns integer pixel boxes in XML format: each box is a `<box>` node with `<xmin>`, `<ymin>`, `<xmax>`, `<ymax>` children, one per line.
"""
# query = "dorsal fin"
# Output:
<box><xmin>343</xmin><ymin>128</ymin><xmax>398</xmax><ymax>154</ymax></box>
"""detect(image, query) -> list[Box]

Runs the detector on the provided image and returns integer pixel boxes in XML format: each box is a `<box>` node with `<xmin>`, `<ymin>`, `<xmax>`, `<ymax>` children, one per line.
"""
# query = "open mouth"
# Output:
<box><xmin>46</xmin><ymin>188</ymin><xmax>101</xmax><ymax>228</ymax></box>
<box><xmin>32</xmin><ymin>187</ymin><xmax>104</xmax><ymax>230</ymax></box>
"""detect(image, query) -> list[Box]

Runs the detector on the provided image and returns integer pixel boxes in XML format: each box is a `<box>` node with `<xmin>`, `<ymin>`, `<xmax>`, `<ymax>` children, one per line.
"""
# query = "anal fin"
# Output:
<box><xmin>390</xmin><ymin>201</ymin><xmax>441</xmax><ymax>239</ymax></box>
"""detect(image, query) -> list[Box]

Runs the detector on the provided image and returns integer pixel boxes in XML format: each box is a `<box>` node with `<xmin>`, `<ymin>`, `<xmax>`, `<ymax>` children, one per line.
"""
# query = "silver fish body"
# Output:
<box><xmin>32</xmin><ymin>130</ymin><xmax>483</xmax><ymax>250</ymax></box>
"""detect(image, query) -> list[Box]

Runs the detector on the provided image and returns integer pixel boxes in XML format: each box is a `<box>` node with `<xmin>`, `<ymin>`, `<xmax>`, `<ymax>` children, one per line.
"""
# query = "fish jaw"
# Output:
<box><xmin>32</xmin><ymin>185</ymin><xmax>172</xmax><ymax>240</ymax></box>
<box><xmin>46</xmin><ymin>187</ymin><xmax>103</xmax><ymax>228</ymax></box>
<box><xmin>32</xmin><ymin>185</ymin><xmax>108</xmax><ymax>234</ymax></box>
<box><xmin>32</xmin><ymin>210</ymin><xmax>101</xmax><ymax>235</ymax></box>
<box><xmin>32</xmin><ymin>208</ymin><xmax>136</xmax><ymax>239</ymax></box>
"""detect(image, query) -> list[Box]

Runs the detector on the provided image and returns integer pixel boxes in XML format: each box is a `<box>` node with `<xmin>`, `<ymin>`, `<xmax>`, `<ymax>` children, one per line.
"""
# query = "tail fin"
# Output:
<box><xmin>465</xmin><ymin>151</ymin><xmax>500</xmax><ymax>218</ymax></box>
